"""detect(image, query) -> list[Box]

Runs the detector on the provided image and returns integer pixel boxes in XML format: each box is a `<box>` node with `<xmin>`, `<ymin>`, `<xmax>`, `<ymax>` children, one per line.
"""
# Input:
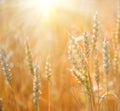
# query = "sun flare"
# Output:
<box><xmin>32</xmin><ymin>0</ymin><xmax>58</xmax><ymax>16</ymax></box>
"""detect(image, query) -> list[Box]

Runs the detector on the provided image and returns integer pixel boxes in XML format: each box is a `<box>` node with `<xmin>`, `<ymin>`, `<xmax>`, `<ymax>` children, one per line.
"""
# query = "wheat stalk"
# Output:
<box><xmin>103</xmin><ymin>40</ymin><xmax>110</xmax><ymax>77</ymax></box>
<box><xmin>45</xmin><ymin>56</ymin><xmax>52</xmax><ymax>81</ymax></box>
<box><xmin>45</xmin><ymin>56</ymin><xmax>52</xmax><ymax>111</ymax></box>
<box><xmin>92</xmin><ymin>12</ymin><xmax>99</xmax><ymax>53</ymax></box>
<box><xmin>68</xmin><ymin>34</ymin><xmax>95</xmax><ymax>111</ymax></box>
<box><xmin>83</xmin><ymin>32</ymin><xmax>90</xmax><ymax>58</ymax></box>
<box><xmin>115</xmin><ymin>0</ymin><xmax>120</xmax><ymax>44</ymax></box>
<box><xmin>0</xmin><ymin>49</ymin><xmax>12</xmax><ymax>86</ymax></box>
<box><xmin>113</xmin><ymin>50</ymin><xmax>119</xmax><ymax>76</ymax></box>
<box><xmin>25</xmin><ymin>39</ymin><xmax>34</xmax><ymax>75</ymax></box>
<box><xmin>113</xmin><ymin>49</ymin><xmax>119</xmax><ymax>93</ymax></box>
<box><xmin>94</xmin><ymin>55</ymin><xmax>100</xmax><ymax>111</ymax></box>
<box><xmin>103</xmin><ymin>40</ymin><xmax>110</xmax><ymax>111</ymax></box>
<box><xmin>94</xmin><ymin>56</ymin><xmax>100</xmax><ymax>89</ymax></box>
<box><xmin>0</xmin><ymin>49</ymin><xmax>17</xmax><ymax>111</ymax></box>
<box><xmin>33</xmin><ymin>65</ymin><xmax>41</xmax><ymax>111</ymax></box>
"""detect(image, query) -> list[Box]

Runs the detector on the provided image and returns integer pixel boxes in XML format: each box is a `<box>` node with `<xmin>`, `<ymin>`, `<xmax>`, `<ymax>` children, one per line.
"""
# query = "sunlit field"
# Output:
<box><xmin>0</xmin><ymin>0</ymin><xmax>120</xmax><ymax>111</ymax></box>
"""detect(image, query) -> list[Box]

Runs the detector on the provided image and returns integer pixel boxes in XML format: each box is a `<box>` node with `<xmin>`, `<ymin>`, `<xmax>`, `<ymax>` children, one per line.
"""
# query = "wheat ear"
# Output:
<box><xmin>68</xmin><ymin>34</ymin><xmax>95</xmax><ymax>111</ymax></box>
<box><xmin>0</xmin><ymin>49</ymin><xmax>17</xmax><ymax>111</ymax></box>
<box><xmin>92</xmin><ymin>12</ymin><xmax>99</xmax><ymax>53</ymax></box>
<box><xmin>33</xmin><ymin>65</ymin><xmax>41</xmax><ymax>111</ymax></box>
<box><xmin>115</xmin><ymin>0</ymin><xmax>120</xmax><ymax>44</ymax></box>
<box><xmin>0</xmin><ymin>49</ymin><xmax>12</xmax><ymax>86</ymax></box>
<box><xmin>45</xmin><ymin>56</ymin><xmax>52</xmax><ymax>111</ymax></box>
<box><xmin>25</xmin><ymin>39</ymin><xmax>34</xmax><ymax>75</ymax></box>
<box><xmin>83</xmin><ymin>32</ymin><xmax>90</xmax><ymax>59</ymax></box>
<box><xmin>103</xmin><ymin>40</ymin><xmax>110</xmax><ymax>111</ymax></box>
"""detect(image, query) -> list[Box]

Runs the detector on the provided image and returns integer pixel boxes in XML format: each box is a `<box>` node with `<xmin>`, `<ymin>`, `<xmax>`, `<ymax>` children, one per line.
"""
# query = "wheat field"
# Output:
<box><xmin>0</xmin><ymin>0</ymin><xmax>120</xmax><ymax>111</ymax></box>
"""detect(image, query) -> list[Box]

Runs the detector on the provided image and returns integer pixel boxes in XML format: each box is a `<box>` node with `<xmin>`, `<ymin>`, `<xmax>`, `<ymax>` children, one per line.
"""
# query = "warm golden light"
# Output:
<box><xmin>32</xmin><ymin>0</ymin><xmax>58</xmax><ymax>17</ymax></box>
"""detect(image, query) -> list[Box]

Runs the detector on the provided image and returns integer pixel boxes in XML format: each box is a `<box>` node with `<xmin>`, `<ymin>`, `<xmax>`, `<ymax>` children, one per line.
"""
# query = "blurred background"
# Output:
<box><xmin>0</xmin><ymin>0</ymin><xmax>118</xmax><ymax>111</ymax></box>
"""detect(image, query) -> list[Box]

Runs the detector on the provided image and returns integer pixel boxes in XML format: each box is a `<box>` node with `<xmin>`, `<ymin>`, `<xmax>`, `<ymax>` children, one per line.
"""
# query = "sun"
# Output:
<box><xmin>32</xmin><ymin>0</ymin><xmax>58</xmax><ymax>17</ymax></box>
